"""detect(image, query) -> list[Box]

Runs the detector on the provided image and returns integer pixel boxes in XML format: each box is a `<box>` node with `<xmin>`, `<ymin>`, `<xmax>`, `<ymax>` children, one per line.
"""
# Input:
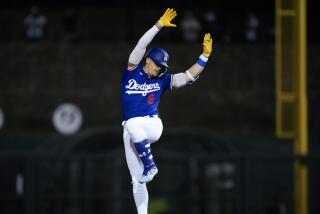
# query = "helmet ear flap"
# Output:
<box><xmin>157</xmin><ymin>70</ymin><xmax>167</xmax><ymax>78</ymax></box>
<box><xmin>156</xmin><ymin>64</ymin><xmax>167</xmax><ymax>78</ymax></box>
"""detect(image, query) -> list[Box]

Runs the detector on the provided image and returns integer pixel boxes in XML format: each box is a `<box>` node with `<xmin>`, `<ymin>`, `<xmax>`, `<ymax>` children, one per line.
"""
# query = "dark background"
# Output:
<box><xmin>0</xmin><ymin>0</ymin><xmax>319</xmax><ymax>137</ymax></box>
<box><xmin>0</xmin><ymin>1</ymin><xmax>319</xmax><ymax>214</ymax></box>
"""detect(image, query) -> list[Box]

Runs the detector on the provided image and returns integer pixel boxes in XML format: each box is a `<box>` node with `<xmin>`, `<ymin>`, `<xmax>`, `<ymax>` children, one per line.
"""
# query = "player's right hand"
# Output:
<box><xmin>157</xmin><ymin>8</ymin><xmax>177</xmax><ymax>27</ymax></box>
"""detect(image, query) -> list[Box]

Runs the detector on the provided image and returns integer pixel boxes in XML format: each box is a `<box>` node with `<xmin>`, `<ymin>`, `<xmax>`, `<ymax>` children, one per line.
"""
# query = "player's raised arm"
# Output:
<box><xmin>172</xmin><ymin>33</ymin><xmax>213</xmax><ymax>88</ymax></box>
<box><xmin>127</xmin><ymin>8</ymin><xmax>177</xmax><ymax>70</ymax></box>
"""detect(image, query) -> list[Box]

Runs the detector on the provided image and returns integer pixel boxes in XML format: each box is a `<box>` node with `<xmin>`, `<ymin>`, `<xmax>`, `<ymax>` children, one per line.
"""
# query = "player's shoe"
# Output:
<box><xmin>138</xmin><ymin>164</ymin><xmax>158</xmax><ymax>183</ymax></box>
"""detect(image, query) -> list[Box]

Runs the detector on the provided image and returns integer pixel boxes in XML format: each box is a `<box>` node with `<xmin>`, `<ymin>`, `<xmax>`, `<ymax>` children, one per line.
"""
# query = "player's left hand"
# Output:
<box><xmin>202</xmin><ymin>33</ymin><xmax>213</xmax><ymax>57</ymax></box>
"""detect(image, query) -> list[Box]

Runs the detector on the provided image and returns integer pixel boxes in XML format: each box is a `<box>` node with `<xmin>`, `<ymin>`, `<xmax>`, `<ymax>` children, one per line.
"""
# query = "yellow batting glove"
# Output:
<box><xmin>203</xmin><ymin>33</ymin><xmax>213</xmax><ymax>57</ymax></box>
<box><xmin>157</xmin><ymin>8</ymin><xmax>177</xmax><ymax>27</ymax></box>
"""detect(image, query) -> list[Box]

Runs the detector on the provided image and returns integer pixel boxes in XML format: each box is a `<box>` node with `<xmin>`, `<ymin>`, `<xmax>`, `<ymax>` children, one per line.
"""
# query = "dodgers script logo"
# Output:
<box><xmin>125</xmin><ymin>79</ymin><xmax>161</xmax><ymax>96</ymax></box>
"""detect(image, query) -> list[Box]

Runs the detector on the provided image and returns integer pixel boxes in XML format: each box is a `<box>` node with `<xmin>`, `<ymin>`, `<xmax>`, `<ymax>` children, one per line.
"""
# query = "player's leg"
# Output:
<box><xmin>124</xmin><ymin>118</ymin><xmax>158</xmax><ymax>183</ymax></box>
<box><xmin>123</xmin><ymin>128</ymin><xmax>149</xmax><ymax>214</ymax></box>
<box><xmin>144</xmin><ymin>117</ymin><xmax>163</xmax><ymax>144</ymax></box>
<box><xmin>135</xmin><ymin>116</ymin><xmax>163</xmax><ymax>182</ymax></box>
<box><xmin>123</xmin><ymin>127</ymin><xmax>144</xmax><ymax>179</ymax></box>
<box><xmin>133</xmin><ymin>138</ymin><xmax>158</xmax><ymax>182</ymax></box>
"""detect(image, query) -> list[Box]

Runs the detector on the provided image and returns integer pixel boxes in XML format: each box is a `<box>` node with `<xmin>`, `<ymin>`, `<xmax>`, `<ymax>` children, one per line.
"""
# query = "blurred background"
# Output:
<box><xmin>0</xmin><ymin>0</ymin><xmax>319</xmax><ymax>213</ymax></box>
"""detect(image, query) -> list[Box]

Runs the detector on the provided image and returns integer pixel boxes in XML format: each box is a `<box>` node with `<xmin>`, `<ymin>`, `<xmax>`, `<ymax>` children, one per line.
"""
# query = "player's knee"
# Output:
<box><xmin>132</xmin><ymin>178</ymin><xmax>147</xmax><ymax>191</ymax></box>
<box><xmin>148</xmin><ymin>120</ymin><xmax>163</xmax><ymax>143</ymax></box>
<box><xmin>150</xmin><ymin>131</ymin><xmax>162</xmax><ymax>143</ymax></box>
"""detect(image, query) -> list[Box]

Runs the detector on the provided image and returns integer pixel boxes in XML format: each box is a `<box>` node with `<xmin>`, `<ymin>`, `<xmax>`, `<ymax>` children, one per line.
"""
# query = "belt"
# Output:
<box><xmin>122</xmin><ymin>114</ymin><xmax>159</xmax><ymax>126</ymax></box>
<box><xmin>145</xmin><ymin>114</ymin><xmax>158</xmax><ymax>118</ymax></box>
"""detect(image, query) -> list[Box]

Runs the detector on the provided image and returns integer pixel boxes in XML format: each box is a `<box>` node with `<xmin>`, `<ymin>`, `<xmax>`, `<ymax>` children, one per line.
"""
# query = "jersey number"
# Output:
<box><xmin>147</xmin><ymin>93</ymin><xmax>154</xmax><ymax>105</ymax></box>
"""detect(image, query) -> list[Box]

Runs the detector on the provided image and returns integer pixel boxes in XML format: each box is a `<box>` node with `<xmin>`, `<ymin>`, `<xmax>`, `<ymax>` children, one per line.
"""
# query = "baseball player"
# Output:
<box><xmin>121</xmin><ymin>8</ymin><xmax>212</xmax><ymax>214</ymax></box>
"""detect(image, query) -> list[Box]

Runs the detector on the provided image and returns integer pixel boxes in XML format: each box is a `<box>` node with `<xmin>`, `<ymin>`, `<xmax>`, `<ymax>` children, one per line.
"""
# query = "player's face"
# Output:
<box><xmin>145</xmin><ymin>58</ymin><xmax>163</xmax><ymax>77</ymax></box>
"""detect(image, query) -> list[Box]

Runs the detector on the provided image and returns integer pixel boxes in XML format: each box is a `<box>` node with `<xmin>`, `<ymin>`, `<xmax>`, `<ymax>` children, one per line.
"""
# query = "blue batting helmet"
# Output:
<box><xmin>145</xmin><ymin>48</ymin><xmax>170</xmax><ymax>69</ymax></box>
